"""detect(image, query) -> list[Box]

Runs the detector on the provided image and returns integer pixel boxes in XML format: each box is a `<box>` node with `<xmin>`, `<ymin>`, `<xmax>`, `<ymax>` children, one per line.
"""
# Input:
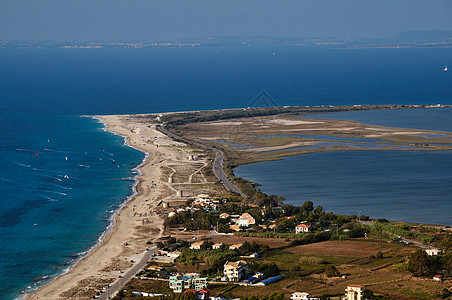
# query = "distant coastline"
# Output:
<box><xmin>2</xmin><ymin>30</ymin><xmax>452</xmax><ymax>49</ymax></box>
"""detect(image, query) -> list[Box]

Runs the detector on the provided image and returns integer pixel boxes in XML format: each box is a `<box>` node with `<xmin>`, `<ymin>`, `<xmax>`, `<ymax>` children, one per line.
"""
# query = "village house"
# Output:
<box><xmin>219</xmin><ymin>212</ymin><xmax>230</xmax><ymax>219</ymax></box>
<box><xmin>212</xmin><ymin>243</ymin><xmax>223</xmax><ymax>250</ymax></box>
<box><xmin>433</xmin><ymin>274</ymin><xmax>443</xmax><ymax>282</ymax></box>
<box><xmin>190</xmin><ymin>241</ymin><xmax>203</xmax><ymax>250</ymax></box>
<box><xmin>169</xmin><ymin>274</ymin><xmax>208</xmax><ymax>293</ymax></box>
<box><xmin>229</xmin><ymin>243</ymin><xmax>243</xmax><ymax>250</ymax></box>
<box><xmin>291</xmin><ymin>292</ymin><xmax>312</xmax><ymax>300</ymax></box>
<box><xmin>197</xmin><ymin>288</ymin><xmax>210</xmax><ymax>299</ymax></box>
<box><xmin>224</xmin><ymin>260</ymin><xmax>249</xmax><ymax>281</ymax></box>
<box><xmin>344</xmin><ymin>285</ymin><xmax>364</xmax><ymax>300</ymax></box>
<box><xmin>295</xmin><ymin>223</ymin><xmax>311</xmax><ymax>233</ymax></box>
<box><xmin>425</xmin><ymin>248</ymin><xmax>442</xmax><ymax>256</ymax></box>
<box><xmin>233</xmin><ymin>213</ymin><xmax>256</xmax><ymax>227</ymax></box>
<box><xmin>196</xmin><ymin>194</ymin><xmax>210</xmax><ymax>203</ymax></box>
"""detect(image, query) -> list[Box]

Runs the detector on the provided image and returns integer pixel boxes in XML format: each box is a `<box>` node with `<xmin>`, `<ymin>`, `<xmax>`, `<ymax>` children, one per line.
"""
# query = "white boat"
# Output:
<box><xmin>444</xmin><ymin>65</ymin><xmax>448</xmax><ymax>72</ymax></box>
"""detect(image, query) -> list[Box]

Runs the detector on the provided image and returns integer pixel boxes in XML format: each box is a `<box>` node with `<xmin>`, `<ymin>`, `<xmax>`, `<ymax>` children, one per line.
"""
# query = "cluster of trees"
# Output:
<box><xmin>247</xmin><ymin>189</ymin><xmax>285</xmax><ymax>207</ymax></box>
<box><xmin>164</xmin><ymin>209</ymin><xmax>217</xmax><ymax>230</ymax></box>
<box><xmin>231</xmin><ymin>292</ymin><xmax>285</xmax><ymax>300</ymax></box>
<box><xmin>371</xmin><ymin>221</ymin><xmax>435</xmax><ymax>244</ymax></box>
<box><xmin>161</xmin><ymin>105</ymin><xmax>389</xmax><ymax>127</ymax></box>
<box><xmin>408</xmin><ymin>249</ymin><xmax>452</xmax><ymax>277</ymax></box>
<box><xmin>156</xmin><ymin>236</ymin><xmax>190</xmax><ymax>252</ymax></box>
<box><xmin>248</xmin><ymin>261</ymin><xmax>280</xmax><ymax>277</ymax></box>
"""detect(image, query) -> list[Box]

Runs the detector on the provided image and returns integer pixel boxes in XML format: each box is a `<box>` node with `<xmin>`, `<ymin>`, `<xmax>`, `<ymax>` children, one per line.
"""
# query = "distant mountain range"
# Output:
<box><xmin>2</xmin><ymin>30</ymin><xmax>452</xmax><ymax>49</ymax></box>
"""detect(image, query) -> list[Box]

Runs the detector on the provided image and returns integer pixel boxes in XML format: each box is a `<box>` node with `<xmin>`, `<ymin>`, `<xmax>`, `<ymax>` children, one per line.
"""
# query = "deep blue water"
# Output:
<box><xmin>0</xmin><ymin>47</ymin><xmax>451</xmax><ymax>299</ymax></box>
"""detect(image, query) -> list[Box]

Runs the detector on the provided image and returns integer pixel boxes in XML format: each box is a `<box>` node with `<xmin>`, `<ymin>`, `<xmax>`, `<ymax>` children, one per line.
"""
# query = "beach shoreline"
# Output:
<box><xmin>25</xmin><ymin>114</ymin><xmax>195</xmax><ymax>299</ymax></box>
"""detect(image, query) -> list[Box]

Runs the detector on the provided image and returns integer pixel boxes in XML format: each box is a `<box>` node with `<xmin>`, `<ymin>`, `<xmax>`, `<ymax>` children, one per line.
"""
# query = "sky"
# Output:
<box><xmin>1</xmin><ymin>0</ymin><xmax>452</xmax><ymax>41</ymax></box>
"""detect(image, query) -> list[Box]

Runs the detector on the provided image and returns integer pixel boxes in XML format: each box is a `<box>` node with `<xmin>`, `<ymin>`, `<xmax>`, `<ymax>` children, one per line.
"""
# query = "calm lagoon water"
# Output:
<box><xmin>0</xmin><ymin>47</ymin><xmax>451</xmax><ymax>299</ymax></box>
<box><xmin>236</xmin><ymin>109</ymin><xmax>452</xmax><ymax>225</ymax></box>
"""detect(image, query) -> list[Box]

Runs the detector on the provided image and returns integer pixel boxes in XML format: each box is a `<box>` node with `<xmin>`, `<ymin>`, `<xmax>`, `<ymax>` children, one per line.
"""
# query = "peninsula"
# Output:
<box><xmin>27</xmin><ymin>106</ymin><xmax>452</xmax><ymax>300</ymax></box>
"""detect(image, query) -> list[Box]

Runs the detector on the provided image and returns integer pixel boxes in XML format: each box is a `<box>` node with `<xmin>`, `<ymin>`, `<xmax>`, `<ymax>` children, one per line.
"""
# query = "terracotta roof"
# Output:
<box><xmin>296</xmin><ymin>224</ymin><xmax>310</xmax><ymax>228</ymax></box>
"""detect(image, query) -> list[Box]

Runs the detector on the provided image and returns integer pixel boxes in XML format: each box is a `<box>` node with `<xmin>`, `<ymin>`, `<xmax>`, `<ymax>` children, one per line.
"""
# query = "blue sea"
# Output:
<box><xmin>0</xmin><ymin>46</ymin><xmax>451</xmax><ymax>299</ymax></box>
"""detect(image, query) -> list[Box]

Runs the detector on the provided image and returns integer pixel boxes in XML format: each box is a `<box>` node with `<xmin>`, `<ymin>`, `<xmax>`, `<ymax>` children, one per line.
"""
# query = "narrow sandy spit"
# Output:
<box><xmin>26</xmin><ymin>114</ymin><xmax>192</xmax><ymax>299</ymax></box>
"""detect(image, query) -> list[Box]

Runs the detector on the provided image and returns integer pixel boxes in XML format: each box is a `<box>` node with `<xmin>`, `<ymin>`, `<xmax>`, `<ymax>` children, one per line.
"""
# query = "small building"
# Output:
<box><xmin>169</xmin><ymin>275</ymin><xmax>208</xmax><ymax>293</ymax></box>
<box><xmin>291</xmin><ymin>292</ymin><xmax>310</xmax><ymax>300</ymax></box>
<box><xmin>224</xmin><ymin>260</ymin><xmax>248</xmax><ymax>281</ymax></box>
<box><xmin>433</xmin><ymin>274</ymin><xmax>443</xmax><ymax>282</ymax></box>
<box><xmin>212</xmin><ymin>243</ymin><xmax>223</xmax><ymax>250</ymax></box>
<box><xmin>196</xmin><ymin>194</ymin><xmax>210</xmax><ymax>202</ymax></box>
<box><xmin>197</xmin><ymin>288</ymin><xmax>210</xmax><ymax>300</ymax></box>
<box><xmin>295</xmin><ymin>223</ymin><xmax>311</xmax><ymax>234</ymax></box>
<box><xmin>425</xmin><ymin>248</ymin><xmax>442</xmax><ymax>256</ymax></box>
<box><xmin>345</xmin><ymin>285</ymin><xmax>364</xmax><ymax>300</ymax></box>
<box><xmin>219</xmin><ymin>213</ymin><xmax>230</xmax><ymax>219</ymax></box>
<box><xmin>235</xmin><ymin>213</ymin><xmax>256</xmax><ymax>227</ymax></box>
<box><xmin>229</xmin><ymin>243</ymin><xmax>243</xmax><ymax>250</ymax></box>
<box><xmin>190</xmin><ymin>242</ymin><xmax>203</xmax><ymax>250</ymax></box>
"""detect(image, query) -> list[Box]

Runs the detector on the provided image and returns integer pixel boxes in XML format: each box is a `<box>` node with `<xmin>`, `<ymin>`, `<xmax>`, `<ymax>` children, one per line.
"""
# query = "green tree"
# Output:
<box><xmin>440</xmin><ymin>234</ymin><xmax>452</xmax><ymax>254</ymax></box>
<box><xmin>325</xmin><ymin>265</ymin><xmax>341</xmax><ymax>277</ymax></box>
<box><xmin>302</xmin><ymin>201</ymin><xmax>314</xmax><ymax>213</ymax></box>
<box><xmin>441</xmin><ymin>253</ymin><xmax>452</xmax><ymax>277</ymax></box>
<box><xmin>408</xmin><ymin>249</ymin><xmax>434</xmax><ymax>277</ymax></box>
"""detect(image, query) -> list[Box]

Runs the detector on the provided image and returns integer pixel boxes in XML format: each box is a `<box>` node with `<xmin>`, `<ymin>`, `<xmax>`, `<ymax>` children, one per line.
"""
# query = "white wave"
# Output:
<box><xmin>35</xmin><ymin>192</ymin><xmax>59</xmax><ymax>202</ymax></box>
<box><xmin>44</xmin><ymin>190</ymin><xmax>67</xmax><ymax>196</ymax></box>
<box><xmin>16</xmin><ymin>148</ymin><xmax>38</xmax><ymax>153</ymax></box>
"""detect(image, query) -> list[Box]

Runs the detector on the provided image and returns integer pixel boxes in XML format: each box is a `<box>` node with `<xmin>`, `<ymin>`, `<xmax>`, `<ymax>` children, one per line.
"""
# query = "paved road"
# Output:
<box><xmin>357</xmin><ymin>221</ymin><xmax>434</xmax><ymax>250</ymax></box>
<box><xmin>157</xmin><ymin>125</ymin><xmax>246</xmax><ymax>198</ymax></box>
<box><xmin>98</xmin><ymin>247</ymin><xmax>156</xmax><ymax>299</ymax></box>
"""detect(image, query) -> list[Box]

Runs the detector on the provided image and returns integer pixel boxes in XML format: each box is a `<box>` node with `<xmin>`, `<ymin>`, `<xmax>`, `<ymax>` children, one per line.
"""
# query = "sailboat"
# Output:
<box><xmin>444</xmin><ymin>65</ymin><xmax>448</xmax><ymax>72</ymax></box>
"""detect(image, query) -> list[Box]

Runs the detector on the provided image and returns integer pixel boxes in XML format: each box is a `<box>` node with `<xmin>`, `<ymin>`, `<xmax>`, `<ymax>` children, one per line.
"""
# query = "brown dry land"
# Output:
<box><xmin>119</xmin><ymin>234</ymin><xmax>451</xmax><ymax>299</ymax></box>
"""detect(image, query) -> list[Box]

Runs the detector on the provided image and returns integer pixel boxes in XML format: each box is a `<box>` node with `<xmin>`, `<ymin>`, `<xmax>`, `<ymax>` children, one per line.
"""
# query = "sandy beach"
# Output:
<box><xmin>26</xmin><ymin>114</ymin><xmax>214</xmax><ymax>299</ymax></box>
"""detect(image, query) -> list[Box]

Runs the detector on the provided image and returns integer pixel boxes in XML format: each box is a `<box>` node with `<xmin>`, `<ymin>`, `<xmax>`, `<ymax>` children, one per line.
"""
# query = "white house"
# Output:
<box><xmin>229</xmin><ymin>243</ymin><xmax>243</xmax><ymax>250</ymax></box>
<box><xmin>190</xmin><ymin>242</ymin><xmax>203</xmax><ymax>250</ymax></box>
<box><xmin>219</xmin><ymin>213</ymin><xmax>230</xmax><ymax>219</ymax></box>
<box><xmin>212</xmin><ymin>243</ymin><xmax>223</xmax><ymax>250</ymax></box>
<box><xmin>234</xmin><ymin>213</ymin><xmax>256</xmax><ymax>227</ymax></box>
<box><xmin>345</xmin><ymin>285</ymin><xmax>363</xmax><ymax>300</ymax></box>
<box><xmin>291</xmin><ymin>292</ymin><xmax>310</xmax><ymax>300</ymax></box>
<box><xmin>224</xmin><ymin>260</ymin><xmax>248</xmax><ymax>281</ymax></box>
<box><xmin>425</xmin><ymin>248</ymin><xmax>442</xmax><ymax>256</ymax></box>
<box><xmin>295</xmin><ymin>224</ymin><xmax>311</xmax><ymax>233</ymax></box>
<box><xmin>196</xmin><ymin>194</ymin><xmax>210</xmax><ymax>203</ymax></box>
<box><xmin>433</xmin><ymin>274</ymin><xmax>443</xmax><ymax>282</ymax></box>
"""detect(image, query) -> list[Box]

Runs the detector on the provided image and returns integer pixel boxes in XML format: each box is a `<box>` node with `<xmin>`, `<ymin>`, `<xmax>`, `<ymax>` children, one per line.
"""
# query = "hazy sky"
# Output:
<box><xmin>1</xmin><ymin>0</ymin><xmax>452</xmax><ymax>41</ymax></box>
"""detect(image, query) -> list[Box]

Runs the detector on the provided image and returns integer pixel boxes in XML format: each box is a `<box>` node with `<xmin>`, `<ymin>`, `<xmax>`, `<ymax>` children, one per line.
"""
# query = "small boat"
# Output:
<box><xmin>444</xmin><ymin>65</ymin><xmax>448</xmax><ymax>72</ymax></box>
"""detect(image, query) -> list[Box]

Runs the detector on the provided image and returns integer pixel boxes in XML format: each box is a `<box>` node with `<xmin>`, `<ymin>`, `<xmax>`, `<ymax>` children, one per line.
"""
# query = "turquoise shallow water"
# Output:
<box><xmin>0</xmin><ymin>47</ymin><xmax>451</xmax><ymax>299</ymax></box>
